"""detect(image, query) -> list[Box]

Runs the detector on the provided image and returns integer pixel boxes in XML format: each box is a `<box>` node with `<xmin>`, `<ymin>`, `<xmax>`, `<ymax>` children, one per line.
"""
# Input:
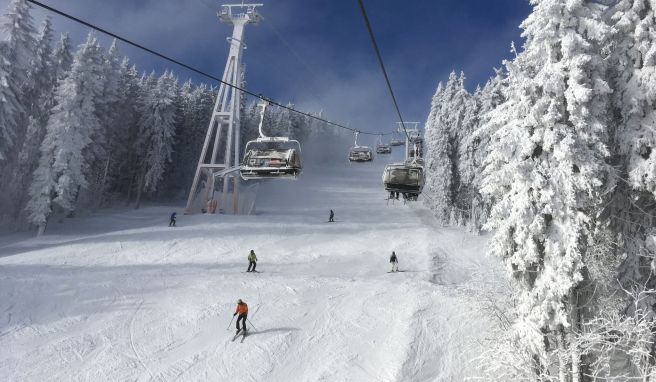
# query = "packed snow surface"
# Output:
<box><xmin>0</xmin><ymin>150</ymin><xmax>498</xmax><ymax>381</ymax></box>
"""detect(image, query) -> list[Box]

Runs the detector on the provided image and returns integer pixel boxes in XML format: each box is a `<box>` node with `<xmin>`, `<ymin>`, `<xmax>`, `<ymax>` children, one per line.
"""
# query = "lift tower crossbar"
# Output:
<box><xmin>185</xmin><ymin>3</ymin><xmax>262</xmax><ymax>214</ymax></box>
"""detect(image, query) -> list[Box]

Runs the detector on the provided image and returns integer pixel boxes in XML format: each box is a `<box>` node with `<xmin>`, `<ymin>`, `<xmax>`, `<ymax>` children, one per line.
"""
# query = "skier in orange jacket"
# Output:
<box><xmin>233</xmin><ymin>299</ymin><xmax>249</xmax><ymax>334</ymax></box>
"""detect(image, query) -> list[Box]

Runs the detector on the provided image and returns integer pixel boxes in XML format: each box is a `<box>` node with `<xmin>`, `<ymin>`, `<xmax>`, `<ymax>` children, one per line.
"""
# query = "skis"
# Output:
<box><xmin>232</xmin><ymin>329</ymin><xmax>247</xmax><ymax>342</ymax></box>
<box><xmin>231</xmin><ymin>329</ymin><xmax>249</xmax><ymax>342</ymax></box>
<box><xmin>243</xmin><ymin>270</ymin><xmax>262</xmax><ymax>273</ymax></box>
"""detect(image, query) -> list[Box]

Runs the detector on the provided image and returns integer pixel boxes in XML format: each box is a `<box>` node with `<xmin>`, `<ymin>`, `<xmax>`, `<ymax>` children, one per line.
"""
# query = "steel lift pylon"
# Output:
<box><xmin>185</xmin><ymin>3</ymin><xmax>263</xmax><ymax>214</ymax></box>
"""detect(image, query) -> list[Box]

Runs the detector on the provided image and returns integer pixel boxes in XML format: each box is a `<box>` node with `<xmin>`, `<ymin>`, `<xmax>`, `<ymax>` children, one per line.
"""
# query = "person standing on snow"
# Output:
<box><xmin>329</xmin><ymin>209</ymin><xmax>334</xmax><ymax>222</ymax></box>
<box><xmin>390</xmin><ymin>251</ymin><xmax>399</xmax><ymax>272</ymax></box>
<box><xmin>169</xmin><ymin>212</ymin><xmax>177</xmax><ymax>227</ymax></box>
<box><xmin>233</xmin><ymin>299</ymin><xmax>249</xmax><ymax>333</ymax></box>
<box><xmin>247</xmin><ymin>250</ymin><xmax>257</xmax><ymax>272</ymax></box>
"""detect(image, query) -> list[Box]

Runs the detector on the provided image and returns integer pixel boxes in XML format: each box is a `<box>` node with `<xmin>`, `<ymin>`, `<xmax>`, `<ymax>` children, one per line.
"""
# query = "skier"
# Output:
<box><xmin>233</xmin><ymin>299</ymin><xmax>249</xmax><ymax>334</ymax></box>
<box><xmin>329</xmin><ymin>209</ymin><xmax>334</xmax><ymax>222</ymax></box>
<box><xmin>390</xmin><ymin>251</ymin><xmax>399</xmax><ymax>272</ymax></box>
<box><xmin>247</xmin><ymin>250</ymin><xmax>257</xmax><ymax>272</ymax></box>
<box><xmin>169</xmin><ymin>212</ymin><xmax>177</xmax><ymax>227</ymax></box>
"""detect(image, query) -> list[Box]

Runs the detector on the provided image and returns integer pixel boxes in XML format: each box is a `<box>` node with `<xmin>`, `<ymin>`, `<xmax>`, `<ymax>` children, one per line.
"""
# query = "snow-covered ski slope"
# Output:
<box><xmin>0</xmin><ymin>148</ymin><xmax>499</xmax><ymax>381</ymax></box>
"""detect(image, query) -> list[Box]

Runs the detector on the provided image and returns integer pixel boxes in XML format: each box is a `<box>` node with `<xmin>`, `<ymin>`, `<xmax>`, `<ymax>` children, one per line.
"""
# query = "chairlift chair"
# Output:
<box><xmin>375</xmin><ymin>134</ymin><xmax>392</xmax><ymax>154</ymax></box>
<box><xmin>376</xmin><ymin>144</ymin><xmax>392</xmax><ymax>154</ymax></box>
<box><xmin>349</xmin><ymin>146</ymin><xmax>374</xmax><ymax>161</ymax></box>
<box><xmin>382</xmin><ymin>157</ymin><xmax>425</xmax><ymax>201</ymax></box>
<box><xmin>240</xmin><ymin>102</ymin><xmax>303</xmax><ymax>180</ymax></box>
<box><xmin>348</xmin><ymin>131</ymin><xmax>374</xmax><ymax>162</ymax></box>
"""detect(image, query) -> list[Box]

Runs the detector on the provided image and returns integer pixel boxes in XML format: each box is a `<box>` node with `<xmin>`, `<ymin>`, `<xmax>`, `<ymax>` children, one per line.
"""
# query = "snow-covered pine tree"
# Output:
<box><xmin>603</xmin><ymin>2</ymin><xmax>656</xmax><ymax>373</ymax></box>
<box><xmin>423</xmin><ymin>82</ymin><xmax>453</xmax><ymax>222</ymax></box>
<box><xmin>481</xmin><ymin>0</ymin><xmax>612</xmax><ymax>379</ymax></box>
<box><xmin>26</xmin><ymin>33</ymin><xmax>105</xmax><ymax>235</ymax></box>
<box><xmin>163</xmin><ymin>80</ymin><xmax>214</xmax><ymax>198</ymax></box>
<box><xmin>82</xmin><ymin>39</ymin><xmax>122</xmax><ymax>209</ymax></box>
<box><xmin>423</xmin><ymin>71</ymin><xmax>472</xmax><ymax>224</ymax></box>
<box><xmin>23</xmin><ymin>17</ymin><xmax>53</xmax><ymax>119</ymax></box>
<box><xmin>0</xmin><ymin>53</ymin><xmax>20</xmax><ymax>163</ymax></box>
<box><xmin>458</xmin><ymin>85</ymin><xmax>482</xmax><ymax>231</ymax></box>
<box><xmin>0</xmin><ymin>0</ymin><xmax>35</xmax><ymax>162</ymax></box>
<box><xmin>134</xmin><ymin>71</ymin><xmax>179</xmax><ymax>209</ymax></box>
<box><xmin>108</xmin><ymin>60</ymin><xmax>142</xmax><ymax>202</ymax></box>
<box><xmin>468</xmin><ymin>68</ymin><xmax>508</xmax><ymax>230</ymax></box>
<box><xmin>8</xmin><ymin>17</ymin><xmax>55</xmax><ymax>225</ymax></box>
<box><xmin>52</xmin><ymin>33</ymin><xmax>73</xmax><ymax>81</ymax></box>
<box><xmin>445</xmin><ymin>72</ymin><xmax>471</xmax><ymax>224</ymax></box>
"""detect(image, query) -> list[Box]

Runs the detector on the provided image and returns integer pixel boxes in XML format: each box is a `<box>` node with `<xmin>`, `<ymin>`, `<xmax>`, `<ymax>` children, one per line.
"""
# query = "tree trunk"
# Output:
<box><xmin>569</xmin><ymin>287</ymin><xmax>583</xmax><ymax>382</ymax></box>
<box><xmin>126</xmin><ymin>173</ymin><xmax>134</xmax><ymax>206</ymax></box>
<box><xmin>36</xmin><ymin>222</ymin><xmax>46</xmax><ymax>237</ymax></box>
<box><xmin>134</xmin><ymin>171</ymin><xmax>145</xmax><ymax>210</ymax></box>
<box><xmin>557</xmin><ymin>326</ymin><xmax>570</xmax><ymax>382</ymax></box>
<box><xmin>95</xmin><ymin>156</ymin><xmax>111</xmax><ymax>210</ymax></box>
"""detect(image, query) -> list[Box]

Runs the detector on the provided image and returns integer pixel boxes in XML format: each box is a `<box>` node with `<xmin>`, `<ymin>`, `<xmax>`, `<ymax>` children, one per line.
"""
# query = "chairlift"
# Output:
<box><xmin>383</xmin><ymin>147</ymin><xmax>425</xmax><ymax>201</ymax></box>
<box><xmin>390</xmin><ymin>132</ymin><xmax>405</xmax><ymax>146</ymax></box>
<box><xmin>376</xmin><ymin>144</ymin><xmax>392</xmax><ymax>154</ymax></box>
<box><xmin>348</xmin><ymin>131</ymin><xmax>374</xmax><ymax>162</ymax></box>
<box><xmin>375</xmin><ymin>134</ymin><xmax>392</xmax><ymax>154</ymax></box>
<box><xmin>240</xmin><ymin>101</ymin><xmax>303</xmax><ymax>180</ymax></box>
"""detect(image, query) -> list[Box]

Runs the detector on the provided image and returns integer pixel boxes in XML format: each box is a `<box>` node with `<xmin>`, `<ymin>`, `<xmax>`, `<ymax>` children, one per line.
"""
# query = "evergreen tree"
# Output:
<box><xmin>26</xmin><ymin>33</ymin><xmax>105</xmax><ymax>234</ymax></box>
<box><xmin>82</xmin><ymin>40</ymin><xmax>122</xmax><ymax>209</ymax></box>
<box><xmin>606</xmin><ymin>4</ymin><xmax>656</xmax><ymax>372</ymax></box>
<box><xmin>52</xmin><ymin>33</ymin><xmax>73</xmax><ymax>81</ymax></box>
<box><xmin>8</xmin><ymin>17</ymin><xmax>55</xmax><ymax>224</ymax></box>
<box><xmin>423</xmin><ymin>82</ymin><xmax>453</xmax><ymax>222</ymax></box>
<box><xmin>0</xmin><ymin>53</ymin><xmax>19</xmax><ymax>162</ymax></box>
<box><xmin>134</xmin><ymin>71</ymin><xmax>178</xmax><ymax>208</ymax></box>
<box><xmin>482</xmin><ymin>0</ymin><xmax>613</xmax><ymax>378</ymax></box>
<box><xmin>0</xmin><ymin>0</ymin><xmax>35</xmax><ymax>162</ymax></box>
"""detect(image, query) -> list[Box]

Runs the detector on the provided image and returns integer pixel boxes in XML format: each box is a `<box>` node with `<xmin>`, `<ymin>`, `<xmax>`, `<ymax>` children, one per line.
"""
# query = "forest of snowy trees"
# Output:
<box><xmin>0</xmin><ymin>0</ymin><xmax>330</xmax><ymax>233</ymax></box>
<box><xmin>423</xmin><ymin>0</ymin><xmax>656</xmax><ymax>379</ymax></box>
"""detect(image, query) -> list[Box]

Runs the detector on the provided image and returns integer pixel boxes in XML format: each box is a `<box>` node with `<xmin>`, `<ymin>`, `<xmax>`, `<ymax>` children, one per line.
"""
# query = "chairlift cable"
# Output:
<box><xmin>356</xmin><ymin>0</ymin><xmax>412</xmax><ymax>141</ymax></box>
<box><xmin>26</xmin><ymin>0</ymin><xmax>391</xmax><ymax>137</ymax></box>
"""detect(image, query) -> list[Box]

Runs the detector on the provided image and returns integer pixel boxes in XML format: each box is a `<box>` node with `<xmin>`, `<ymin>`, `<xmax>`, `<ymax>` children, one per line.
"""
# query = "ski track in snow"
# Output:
<box><xmin>0</xmin><ymin>151</ymin><xmax>500</xmax><ymax>381</ymax></box>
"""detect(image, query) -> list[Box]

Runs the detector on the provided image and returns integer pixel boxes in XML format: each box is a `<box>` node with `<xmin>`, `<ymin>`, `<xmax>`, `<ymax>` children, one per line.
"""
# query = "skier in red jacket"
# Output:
<box><xmin>233</xmin><ymin>299</ymin><xmax>249</xmax><ymax>334</ymax></box>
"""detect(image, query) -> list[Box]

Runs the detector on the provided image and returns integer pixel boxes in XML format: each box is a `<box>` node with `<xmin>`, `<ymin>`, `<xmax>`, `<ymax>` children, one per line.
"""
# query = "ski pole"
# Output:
<box><xmin>247</xmin><ymin>318</ymin><xmax>258</xmax><ymax>331</ymax></box>
<box><xmin>226</xmin><ymin>315</ymin><xmax>235</xmax><ymax>330</ymax></box>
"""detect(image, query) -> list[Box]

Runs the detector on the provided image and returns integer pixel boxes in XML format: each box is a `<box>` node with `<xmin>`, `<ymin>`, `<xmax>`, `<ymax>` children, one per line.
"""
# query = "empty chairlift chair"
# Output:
<box><xmin>349</xmin><ymin>146</ymin><xmax>374</xmax><ymax>161</ymax></box>
<box><xmin>348</xmin><ymin>131</ymin><xmax>374</xmax><ymax>162</ymax></box>
<box><xmin>375</xmin><ymin>134</ymin><xmax>392</xmax><ymax>154</ymax></box>
<box><xmin>240</xmin><ymin>102</ymin><xmax>303</xmax><ymax>180</ymax></box>
<box><xmin>376</xmin><ymin>144</ymin><xmax>392</xmax><ymax>154</ymax></box>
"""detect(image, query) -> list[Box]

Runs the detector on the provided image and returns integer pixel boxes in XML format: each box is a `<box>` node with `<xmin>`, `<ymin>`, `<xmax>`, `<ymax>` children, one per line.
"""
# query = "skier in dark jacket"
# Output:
<box><xmin>169</xmin><ymin>212</ymin><xmax>177</xmax><ymax>227</ymax></box>
<box><xmin>390</xmin><ymin>251</ymin><xmax>399</xmax><ymax>272</ymax></box>
<box><xmin>329</xmin><ymin>209</ymin><xmax>334</xmax><ymax>222</ymax></box>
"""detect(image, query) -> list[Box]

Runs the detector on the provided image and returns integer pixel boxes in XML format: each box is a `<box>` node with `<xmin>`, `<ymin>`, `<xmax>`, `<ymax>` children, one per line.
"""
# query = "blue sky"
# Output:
<box><xmin>3</xmin><ymin>0</ymin><xmax>531</xmax><ymax>138</ymax></box>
